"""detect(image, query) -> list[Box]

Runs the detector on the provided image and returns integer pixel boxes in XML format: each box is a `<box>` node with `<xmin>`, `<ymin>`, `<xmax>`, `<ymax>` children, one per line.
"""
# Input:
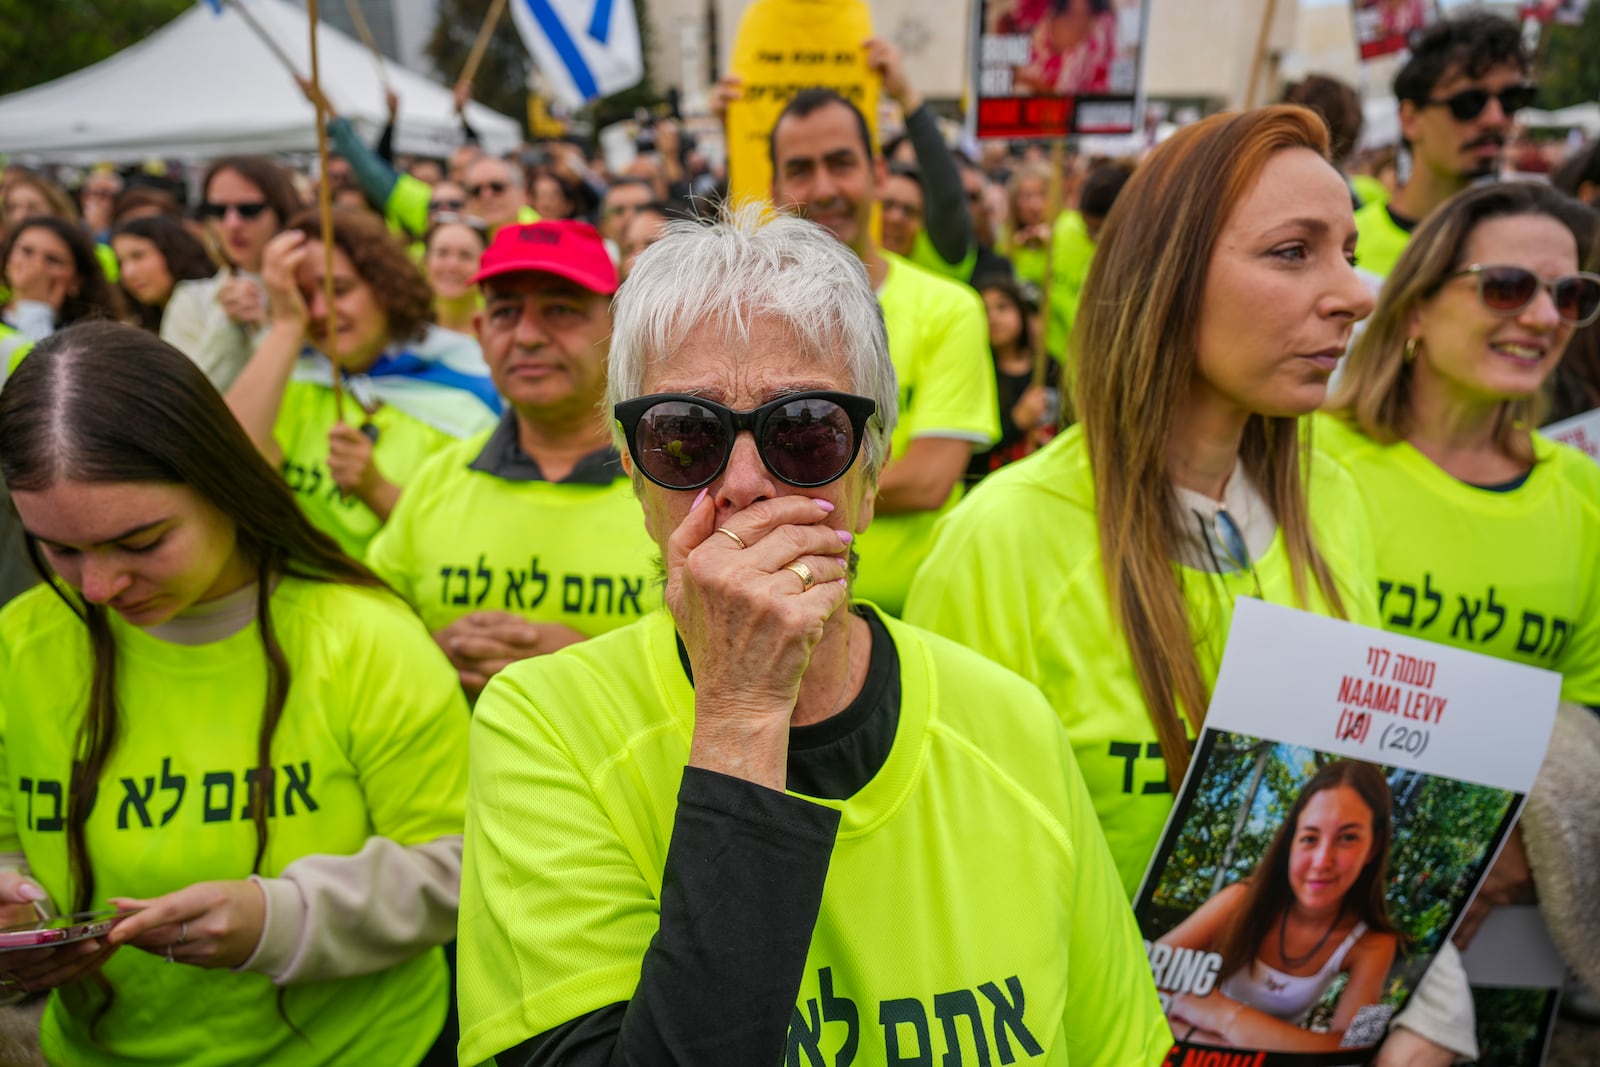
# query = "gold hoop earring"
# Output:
<box><xmin>1403</xmin><ymin>338</ymin><xmax>1418</xmax><ymax>364</ymax></box>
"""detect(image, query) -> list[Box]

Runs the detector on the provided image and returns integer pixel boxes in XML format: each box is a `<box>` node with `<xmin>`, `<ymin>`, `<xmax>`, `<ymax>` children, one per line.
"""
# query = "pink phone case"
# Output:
<box><xmin>0</xmin><ymin>911</ymin><xmax>121</xmax><ymax>951</ymax></box>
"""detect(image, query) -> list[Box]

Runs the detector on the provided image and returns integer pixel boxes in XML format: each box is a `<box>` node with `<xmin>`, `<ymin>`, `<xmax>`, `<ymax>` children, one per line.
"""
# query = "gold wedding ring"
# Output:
<box><xmin>715</xmin><ymin>527</ymin><xmax>746</xmax><ymax>549</ymax></box>
<box><xmin>785</xmin><ymin>561</ymin><xmax>816</xmax><ymax>591</ymax></box>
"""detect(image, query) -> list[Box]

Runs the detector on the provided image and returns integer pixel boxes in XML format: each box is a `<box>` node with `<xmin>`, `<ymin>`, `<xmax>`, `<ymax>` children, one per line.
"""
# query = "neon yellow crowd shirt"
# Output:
<box><xmin>367</xmin><ymin>433</ymin><xmax>661</xmax><ymax>634</ymax></box>
<box><xmin>1352</xmin><ymin>199</ymin><xmax>1412</xmax><ymax>279</ymax></box>
<box><xmin>272</xmin><ymin>380</ymin><xmax>494</xmax><ymax>559</ymax></box>
<box><xmin>0</xmin><ymin>579</ymin><xmax>470</xmax><ymax>1066</ymax></box>
<box><xmin>904</xmin><ymin>425</ymin><xmax>1381</xmax><ymax>895</ymax></box>
<box><xmin>852</xmin><ymin>252</ymin><xmax>999</xmax><ymax>616</ymax></box>
<box><xmin>1045</xmin><ymin>211</ymin><xmax>1096</xmax><ymax>361</ymax></box>
<box><xmin>1318</xmin><ymin>413</ymin><xmax>1600</xmax><ymax>703</ymax></box>
<box><xmin>456</xmin><ymin>609</ymin><xmax>1171</xmax><ymax>1066</ymax></box>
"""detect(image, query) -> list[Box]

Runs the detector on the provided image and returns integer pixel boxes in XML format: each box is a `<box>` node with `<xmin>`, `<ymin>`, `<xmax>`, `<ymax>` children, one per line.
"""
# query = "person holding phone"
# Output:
<box><xmin>0</xmin><ymin>323</ymin><xmax>468</xmax><ymax>1065</ymax></box>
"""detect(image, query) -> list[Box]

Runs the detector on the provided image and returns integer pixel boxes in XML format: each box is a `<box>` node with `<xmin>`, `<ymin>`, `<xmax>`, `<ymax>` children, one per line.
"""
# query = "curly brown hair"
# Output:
<box><xmin>286</xmin><ymin>207</ymin><xmax>434</xmax><ymax>342</ymax></box>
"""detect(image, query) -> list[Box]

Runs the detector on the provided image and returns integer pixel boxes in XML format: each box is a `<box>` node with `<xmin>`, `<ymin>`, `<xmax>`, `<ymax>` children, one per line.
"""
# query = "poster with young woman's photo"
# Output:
<box><xmin>974</xmin><ymin>0</ymin><xmax>1148</xmax><ymax>137</ymax></box>
<box><xmin>1134</xmin><ymin>600</ymin><xmax>1561</xmax><ymax>1066</ymax></box>
<box><xmin>1352</xmin><ymin>0</ymin><xmax>1438</xmax><ymax>60</ymax></box>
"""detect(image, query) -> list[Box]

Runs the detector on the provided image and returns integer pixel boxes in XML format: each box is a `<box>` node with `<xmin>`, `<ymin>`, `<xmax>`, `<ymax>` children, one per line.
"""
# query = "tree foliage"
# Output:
<box><xmin>1536</xmin><ymin>4</ymin><xmax>1600</xmax><ymax>111</ymax></box>
<box><xmin>427</xmin><ymin>0</ymin><xmax>661</xmax><ymax>140</ymax></box>
<box><xmin>0</xmin><ymin>0</ymin><xmax>191</xmax><ymax>97</ymax></box>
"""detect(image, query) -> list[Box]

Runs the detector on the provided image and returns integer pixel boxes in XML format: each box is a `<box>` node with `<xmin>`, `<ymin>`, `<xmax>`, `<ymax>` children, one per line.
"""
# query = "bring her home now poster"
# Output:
<box><xmin>1134</xmin><ymin>599</ymin><xmax>1560</xmax><ymax>1066</ymax></box>
<box><xmin>973</xmin><ymin>0</ymin><xmax>1148</xmax><ymax>138</ymax></box>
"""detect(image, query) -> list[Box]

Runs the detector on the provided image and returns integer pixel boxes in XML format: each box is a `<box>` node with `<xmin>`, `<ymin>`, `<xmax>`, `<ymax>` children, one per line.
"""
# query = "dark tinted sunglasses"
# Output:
<box><xmin>467</xmin><ymin>181</ymin><xmax>509</xmax><ymax>198</ymax></box>
<box><xmin>1447</xmin><ymin>264</ymin><xmax>1600</xmax><ymax>327</ymax></box>
<box><xmin>198</xmin><ymin>200</ymin><xmax>270</xmax><ymax>220</ymax></box>
<box><xmin>615</xmin><ymin>391</ymin><xmax>877</xmax><ymax>491</ymax></box>
<box><xmin>1423</xmin><ymin>84</ymin><xmax>1536</xmax><ymax>122</ymax></box>
<box><xmin>429</xmin><ymin>197</ymin><xmax>466</xmax><ymax>212</ymax></box>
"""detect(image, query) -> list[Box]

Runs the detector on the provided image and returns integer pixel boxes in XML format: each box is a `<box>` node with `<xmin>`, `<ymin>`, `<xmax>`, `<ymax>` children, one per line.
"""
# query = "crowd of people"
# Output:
<box><xmin>0</xmin><ymin>10</ymin><xmax>1597</xmax><ymax>1066</ymax></box>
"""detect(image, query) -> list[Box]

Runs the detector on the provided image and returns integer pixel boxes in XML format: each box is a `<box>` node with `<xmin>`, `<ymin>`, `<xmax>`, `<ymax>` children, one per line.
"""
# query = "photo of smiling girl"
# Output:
<box><xmin>1156</xmin><ymin>760</ymin><xmax>1402</xmax><ymax>1050</ymax></box>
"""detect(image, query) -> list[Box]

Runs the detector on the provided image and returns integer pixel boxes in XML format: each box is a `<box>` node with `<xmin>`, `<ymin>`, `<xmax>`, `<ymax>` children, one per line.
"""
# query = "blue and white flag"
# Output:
<box><xmin>508</xmin><ymin>0</ymin><xmax>644</xmax><ymax>109</ymax></box>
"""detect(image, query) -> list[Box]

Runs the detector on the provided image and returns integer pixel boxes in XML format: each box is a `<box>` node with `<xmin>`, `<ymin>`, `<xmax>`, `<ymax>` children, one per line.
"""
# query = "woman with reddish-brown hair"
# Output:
<box><xmin>909</xmin><ymin>105</ymin><xmax>1471</xmax><ymax>1063</ymax></box>
<box><xmin>226</xmin><ymin>208</ymin><xmax>499</xmax><ymax>559</ymax></box>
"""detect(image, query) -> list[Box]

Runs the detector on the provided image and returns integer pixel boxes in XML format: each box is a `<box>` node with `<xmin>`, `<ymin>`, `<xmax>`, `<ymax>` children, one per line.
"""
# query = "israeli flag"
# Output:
<box><xmin>508</xmin><ymin>0</ymin><xmax>644</xmax><ymax>109</ymax></box>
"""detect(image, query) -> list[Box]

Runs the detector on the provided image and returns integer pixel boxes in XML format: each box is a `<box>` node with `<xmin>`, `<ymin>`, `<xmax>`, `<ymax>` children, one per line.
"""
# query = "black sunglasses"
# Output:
<box><xmin>198</xmin><ymin>200</ymin><xmax>270</xmax><ymax>220</ymax></box>
<box><xmin>615</xmin><ymin>391</ymin><xmax>877</xmax><ymax>491</ymax></box>
<box><xmin>1423</xmin><ymin>84</ymin><xmax>1536</xmax><ymax>122</ymax></box>
<box><xmin>467</xmin><ymin>181</ymin><xmax>510</xmax><ymax>198</ymax></box>
<box><xmin>1447</xmin><ymin>264</ymin><xmax>1600</xmax><ymax>327</ymax></box>
<box><xmin>428</xmin><ymin>197</ymin><xmax>467</xmax><ymax>212</ymax></box>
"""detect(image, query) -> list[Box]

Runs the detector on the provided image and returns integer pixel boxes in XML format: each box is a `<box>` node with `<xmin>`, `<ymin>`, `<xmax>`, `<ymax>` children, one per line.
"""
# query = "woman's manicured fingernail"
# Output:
<box><xmin>835</xmin><ymin>578</ymin><xmax>848</xmax><ymax>586</ymax></box>
<box><xmin>836</xmin><ymin>529</ymin><xmax>853</xmax><ymax>544</ymax></box>
<box><xmin>18</xmin><ymin>883</ymin><xmax>46</xmax><ymax>902</ymax></box>
<box><xmin>812</xmin><ymin>498</ymin><xmax>835</xmax><ymax>512</ymax></box>
<box><xmin>691</xmin><ymin>488</ymin><xmax>708</xmax><ymax>511</ymax></box>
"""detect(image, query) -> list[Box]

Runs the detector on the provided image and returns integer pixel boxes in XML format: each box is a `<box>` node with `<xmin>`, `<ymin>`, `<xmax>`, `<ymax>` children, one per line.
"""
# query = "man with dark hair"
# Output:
<box><xmin>769</xmin><ymin>87</ymin><xmax>998</xmax><ymax>616</ymax></box>
<box><xmin>879</xmin><ymin>162</ymin><xmax>925</xmax><ymax>259</ymax></box>
<box><xmin>1355</xmin><ymin>12</ymin><xmax>1533</xmax><ymax>276</ymax></box>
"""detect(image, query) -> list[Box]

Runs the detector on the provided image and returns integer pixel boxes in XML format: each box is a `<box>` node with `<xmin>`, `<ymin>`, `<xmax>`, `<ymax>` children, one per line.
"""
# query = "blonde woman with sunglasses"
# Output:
<box><xmin>907</xmin><ymin>106</ymin><xmax>1478</xmax><ymax>1063</ymax></box>
<box><xmin>1322</xmin><ymin>182</ymin><xmax>1600</xmax><ymax>694</ymax></box>
<box><xmin>1320</xmin><ymin>183</ymin><xmax>1600</xmax><ymax>1023</ymax></box>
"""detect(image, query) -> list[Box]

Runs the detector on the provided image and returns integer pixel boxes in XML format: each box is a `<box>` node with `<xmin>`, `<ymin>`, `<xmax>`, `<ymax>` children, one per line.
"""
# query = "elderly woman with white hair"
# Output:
<box><xmin>453</xmin><ymin>208</ymin><xmax>1170</xmax><ymax>1066</ymax></box>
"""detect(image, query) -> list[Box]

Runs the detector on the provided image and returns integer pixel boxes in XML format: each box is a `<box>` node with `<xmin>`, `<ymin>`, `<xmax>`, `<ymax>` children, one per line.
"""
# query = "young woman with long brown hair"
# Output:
<box><xmin>907</xmin><ymin>106</ymin><xmax>1480</xmax><ymax>1062</ymax></box>
<box><xmin>0</xmin><ymin>323</ymin><xmax>468</xmax><ymax>1065</ymax></box>
<box><xmin>1157</xmin><ymin>761</ymin><xmax>1402</xmax><ymax>1049</ymax></box>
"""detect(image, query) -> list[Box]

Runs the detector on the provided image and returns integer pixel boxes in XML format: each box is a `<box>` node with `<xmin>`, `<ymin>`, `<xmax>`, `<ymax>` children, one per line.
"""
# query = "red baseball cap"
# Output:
<box><xmin>471</xmin><ymin>219</ymin><xmax>618</xmax><ymax>295</ymax></box>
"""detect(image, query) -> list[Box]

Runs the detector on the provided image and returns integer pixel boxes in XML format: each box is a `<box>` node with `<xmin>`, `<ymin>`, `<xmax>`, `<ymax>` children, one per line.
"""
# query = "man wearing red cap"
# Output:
<box><xmin>368</xmin><ymin>221</ymin><xmax>659</xmax><ymax>696</ymax></box>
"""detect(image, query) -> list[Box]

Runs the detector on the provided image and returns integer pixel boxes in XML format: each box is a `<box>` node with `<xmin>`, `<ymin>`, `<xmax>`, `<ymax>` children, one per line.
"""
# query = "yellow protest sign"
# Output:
<box><xmin>725</xmin><ymin>0</ymin><xmax>877</xmax><ymax>209</ymax></box>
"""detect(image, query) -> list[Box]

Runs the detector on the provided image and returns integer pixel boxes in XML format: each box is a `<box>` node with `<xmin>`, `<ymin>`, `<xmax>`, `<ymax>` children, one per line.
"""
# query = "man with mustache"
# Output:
<box><xmin>367</xmin><ymin>221</ymin><xmax>659</xmax><ymax>697</ymax></box>
<box><xmin>1355</xmin><ymin>13</ymin><xmax>1531</xmax><ymax>277</ymax></box>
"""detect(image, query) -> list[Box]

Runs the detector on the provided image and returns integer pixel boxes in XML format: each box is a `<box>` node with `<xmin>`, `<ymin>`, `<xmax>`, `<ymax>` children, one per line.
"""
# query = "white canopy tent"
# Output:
<box><xmin>0</xmin><ymin>0</ymin><xmax>522</xmax><ymax>164</ymax></box>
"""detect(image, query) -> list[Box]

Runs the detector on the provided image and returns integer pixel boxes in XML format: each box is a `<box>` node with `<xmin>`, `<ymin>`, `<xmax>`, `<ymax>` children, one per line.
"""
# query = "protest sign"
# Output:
<box><xmin>1352</xmin><ymin>0</ymin><xmax>1437</xmax><ymax>60</ymax></box>
<box><xmin>973</xmin><ymin>0</ymin><xmax>1146</xmax><ymax>139</ymax></box>
<box><xmin>724</xmin><ymin>0</ymin><xmax>877</xmax><ymax>209</ymax></box>
<box><xmin>1461</xmin><ymin>908</ymin><xmax>1564</xmax><ymax>1067</ymax></box>
<box><xmin>1542</xmin><ymin>407</ymin><xmax>1600</xmax><ymax>464</ymax></box>
<box><xmin>1135</xmin><ymin>599</ymin><xmax>1560</xmax><ymax>1065</ymax></box>
<box><xmin>1519</xmin><ymin>0</ymin><xmax>1590</xmax><ymax>25</ymax></box>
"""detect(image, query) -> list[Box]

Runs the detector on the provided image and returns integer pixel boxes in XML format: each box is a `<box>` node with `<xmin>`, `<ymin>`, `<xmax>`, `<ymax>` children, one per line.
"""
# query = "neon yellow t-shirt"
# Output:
<box><xmin>0</xmin><ymin>579</ymin><xmax>470</xmax><ymax>1067</ymax></box>
<box><xmin>852</xmin><ymin>252</ymin><xmax>999</xmax><ymax>616</ymax></box>
<box><xmin>1009</xmin><ymin>242</ymin><xmax>1049</xmax><ymax>290</ymax></box>
<box><xmin>1045</xmin><ymin>210</ymin><xmax>1095</xmax><ymax>361</ymax></box>
<box><xmin>904</xmin><ymin>424</ymin><xmax>1381</xmax><ymax>895</ymax></box>
<box><xmin>908</xmin><ymin>228</ymin><xmax>978</xmax><ymax>282</ymax></box>
<box><xmin>273</xmin><ymin>381</ymin><xmax>491</xmax><ymax>559</ymax></box>
<box><xmin>1317</xmin><ymin>413</ymin><xmax>1600</xmax><ymax>703</ymax></box>
<box><xmin>367</xmin><ymin>433</ymin><xmax>661</xmax><ymax>633</ymax></box>
<box><xmin>456</xmin><ymin>608</ymin><xmax>1171</xmax><ymax>1066</ymax></box>
<box><xmin>1353</xmin><ymin>199</ymin><xmax>1411</xmax><ymax>279</ymax></box>
<box><xmin>1</xmin><ymin>324</ymin><xmax>31</xmax><ymax>380</ymax></box>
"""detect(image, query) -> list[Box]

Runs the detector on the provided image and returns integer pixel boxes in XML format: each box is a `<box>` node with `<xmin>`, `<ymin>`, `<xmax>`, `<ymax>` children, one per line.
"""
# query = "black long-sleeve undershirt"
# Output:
<box><xmin>495</xmin><ymin>611</ymin><xmax>900</xmax><ymax>1067</ymax></box>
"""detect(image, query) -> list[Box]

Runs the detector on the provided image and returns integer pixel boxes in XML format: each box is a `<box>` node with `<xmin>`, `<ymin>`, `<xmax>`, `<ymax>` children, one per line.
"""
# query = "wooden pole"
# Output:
<box><xmin>459</xmin><ymin>0</ymin><xmax>511</xmax><ymax>88</ymax></box>
<box><xmin>1247</xmin><ymin>0</ymin><xmax>1281</xmax><ymax>109</ymax></box>
<box><xmin>1031</xmin><ymin>139</ymin><xmax>1068</xmax><ymax>393</ymax></box>
<box><xmin>307</xmin><ymin>0</ymin><xmax>346</xmax><ymax>423</ymax></box>
<box><xmin>343</xmin><ymin>0</ymin><xmax>392</xmax><ymax>92</ymax></box>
